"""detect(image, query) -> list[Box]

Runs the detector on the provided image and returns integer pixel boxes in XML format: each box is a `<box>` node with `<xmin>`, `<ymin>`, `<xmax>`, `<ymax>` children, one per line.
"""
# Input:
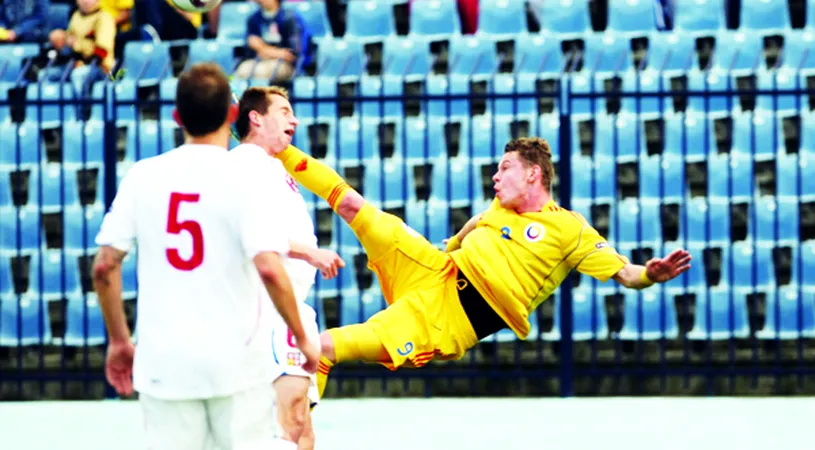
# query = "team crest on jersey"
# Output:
<box><xmin>500</xmin><ymin>226</ymin><xmax>511</xmax><ymax>240</ymax></box>
<box><xmin>523</xmin><ymin>223</ymin><xmax>545</xmax><ymax>243</ymax></box>
<box><xmin>286</xmin><ymin>352</ymin><xmax>302</xmax><ymax>367</ymax></box>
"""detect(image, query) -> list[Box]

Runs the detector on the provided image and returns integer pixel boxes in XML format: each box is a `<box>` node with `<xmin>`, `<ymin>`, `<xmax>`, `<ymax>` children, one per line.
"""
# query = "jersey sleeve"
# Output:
<box><xmin>95</xmin><ymin>164</ymin><xmax>138</xmax><ymax>253</ymax></box>
<box><xmin>236</xmin><ymin>157</ymin><xmax>291</xmax><ymax>259</ymax></box>
<box><xmin>564</xmin><ymin>217</ymin><xmax>630</xmax><ymax>283</ymax></box>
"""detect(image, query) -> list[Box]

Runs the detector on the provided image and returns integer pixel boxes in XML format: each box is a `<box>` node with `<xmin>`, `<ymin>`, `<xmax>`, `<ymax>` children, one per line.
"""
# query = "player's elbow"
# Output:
<box><xmin>253</xmin><ymin>252</ymin><xmax>287</xmax><ymax>286</ymax></box>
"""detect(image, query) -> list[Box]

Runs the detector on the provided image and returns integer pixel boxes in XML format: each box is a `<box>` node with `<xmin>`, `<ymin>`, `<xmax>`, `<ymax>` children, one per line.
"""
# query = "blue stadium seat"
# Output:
<box><xmin>63</xmin><ymin>206</ymin><xmax>104</xmax><ymax>251</ymax></box>
<box><xmin>581</xmin><ymin>33</ymin><xmax>633</xmax><ymax>73</ymax></box>
<box><xmin>290</xmin><ymin>117</ymin><xmax>337</xmax><ymax>165</ymax></box>
<box><xmin>569</xmin><ymin>154</ymin><xmax>615</xmax><ymax>203</ymax></box>
<box><xmin>467</xmin><ymin>115</ymin><xmax>511</xmax><ymax>161</ymax></box>
<box><xmin>63</xmin><ymin>120</ymin><xmax>104</xmax><ymax>167</ymax></box>
<box><xmin>122</xmin><ymin>42</ymin><xmax>172</xmax><ymax>84</ymax></box>
<box><xmin>776</xmin><ymin>154</ymin><xmax>802</xmax><ymax>199</ymax></box>
<box><xmin>315</xmin><ymin>38</ymin><xmax>366</xmax><ymax>78</ymax></box>
<box><xmin>186</xmin><ymin>40</ymin><xmax>237</xmax><ymax>74</ymax></box>
<box><xmin>26</xmin><ymin>83</ymin><xmax>78</xmax><ymax>125</ymax></box>
<box><xmin>618</xmin><ymin>287</ymin><xmax>679</xmax><ymax>340</ymax></box>
<box><xmin>362</xmin><ymin>159</ymin><xmax>412</xmax><ymax>207</ymax></box>
<box><xmin>536</xmin><ymin>0</ymin><xmax>591</xmax><ymax>37</ymax></box>
<box><xmin>793</xmin><ymin>241</ymin><xmax>815</xmax><ymax>290</ymax></box>
<box><xmin>740</xmin><ymin>0</ymin><xmax>791</xmax><ymax>32</ymax></box>
<box><xmin>723</xmin><ymin>242</ymin><xmax>776</xmax><ymax>290</ymax></box>
<box><xmin>592</xmin><ymin>113</ymin><xmax>644</xmax><ymax>161</ymax></box>
<box><xmin>448</xmin><ymin>35</ymin><xmax>499</xmax><ymax>77</ymax></box>
<box><xmin>687</xmin><ymin>287</ymin><xmax>751</xmax><ymax>340</ymax></box>
<box><xmin>0</xmin><ymin>121</ymin><xmax>41</xmax><ymax>169</ymax></box>
<box><xmin>707</xmin><ymin>153</ymin><xmax>754</xmax><ymax>201</ymax></box>
<box><xmin>0</xmin><ymin>44</ymin><xmax>39</xmax><ymax>82</ymax></box>
<box><xmin>477</xmin><ymin>0</ymin><xmax>528</xmax><ymax>37</ymax></box>
<box><xmin>0</xmin><ymin>207</ymin><xmax>42</xmax><ymax>254</ymax></box>
<box><xmin>673</xmin><ymin>0</ymin><xmax>726</xmax><ymax>34</ymax></box>
<box><xmin>37</xmin><ymin>166</ymin><xmax>80</xmax><ymax>210</ymax></box>
<box><xmin>360</xmin><ymin>288</ymin><xmax>387</xmax><ymax>323</ymax></box>
<box><xmin>409</xmin><ymin>0</ymin><xmax>461</xmax><ymax>38</ymax></box>
<box><xmin>217</xmin><ymin>1</ymin><xmax>259</xmax><ymax>41</ymax></box>
<box><xmin>543</xmin><ymin>289</ymin><xmax>609</xmax><ymax>341</ymax></box>
<box><xmin>620</xmin><ymin>70</ymin><xmax>664</xmax><ymax>114</ymax></box>
<box><xmin>685</xmin><ymin>71</ymin><xmax>735</xmax><ymax>114</ymax></box>
<box><xmin>681</xmin><ymin>197</ymin><xmax>731</xmax><ymax>246</ymax></box>
<box><xmin>646</xmin><ymin>32</ymin><xmax>697</xmax><ymax>73</ymax></box>
<box><xmin>780</xmin><ymin>29</ymin><xmax>815</xmax><ymax>71</ymax></box>
<box><xmin>48</xmin><ymin>3</ymin><xmax>71</xmax><ymax>29</ymax></box>
<box><xmin>345</xmin><ymin>0</ymin><xmax>396</xmax><ymax>42</ymax></box>
<box><xmin>28</xmin><ymin>251</ymin><xmax>83</xmax><ymax>300</ymax></box>
<box><xmin>0</xmin><ymin>173</ymin><xmax>11</xmax><ymax>208</ymax></box>
<box><xmin>0</xmin><ymin>294</ymin><xmax>52</xmax><ymax>346</ymax></box>
<box><xmin>606</xmin><ymin>0</ymin><xmax>659</xmax><ymax>35</ymax></box>
<box><xmin>567</xmin><ymin>74</ymin><xmax>607</xmax><ymax>115</ymax></box>
<box><xmin>0</xmin><ymin>256</ymin><xmax>13</xmax><ymax>296</ymax></box>
<box><xmin>0</xmin><ymin>81</ymin><xmax>11</xmax><ymax>123</ymax></box>
<box><xmin>426</xmin><ymin>75</ymin><xmax>470</xmax><ymax>117</ymax></box>
<box><xmin>489</xmin><ymin>74</ymin><xmax>539</xmax><ymax>117</ymax></box>
<box><xmin>287</xmin><ymin>0</ymin><xmax>332</xmax><ymax>39</ymax></box>
<box><xmin>292</xmin><ymin>76</ymin><xmax>338</xmax><ymax>120</ymax></box>
<box><xmin>382</xmin><ymin>37</ymin><xmax>432</xmax><ymax>78</ymax></box>
<box><xmin>123</xmin><ymin>121</ymin><xmax>173</xmax><ymax>163</ymax></box>
<box><xmin>801</xmin><ymin>112</ymin><xmax>815</xmax><ymax>155</ymax></box>
<box><xmin>64</xmin><ymin>294</ymin><xmax>107</xmax><ymax>346</ymax></box>
<box><xmin>337</xmin><ymin>116</ymin><xmax>378</xmax><ymax>165</ymax></box>
<box><xmin>159</xmin><ymin>78</ymin><xmax>177</xmax><ymax>121</ymax></box>
<box><xmin>752</xmin><ymin>197</ymin><xmax>799</xmax><ymax>245</ymax></box>
<box><xmin>639</xmin><ymin>154</ymin><xmax>684</xmax><ymax>201</ymax></box>
<box><xmin>756</xmin><ymin>69</ymin><xmax>801</xmax><ymax>113</ymax></box>
<box><xmin>121</xmin><ymin>253</ymin><xmax>138</xmax><ymax>298</ymax></box>
<box><xmin>610</xmin><ymin>198</ymin><xmax>662</xmax><ymax>246</ymax></box>
<box><xmin>430</xmin><ymin>158</ymin><xmax>475</xmax><ymax>206</ymax></box>
<box><xmin>538</xmin><ymin>115</ymin><xmax>561</xmax><ymax>161</ymax></box>
<box><xmin>400</xmin><ymin>117</ymin><xmax>443</xmax><ymax>161</ymax></box>
<box><xmin>731</xmin><ymin>111</ymin><xmax>782</xmax><ymax>159</ymax></box>
<box><xmin>756</xmin><ymin>286</ymin><xmax>815</xmax><ymax>340</ymax></box>
<box><xmin>664</xmin><ymin>112</ymin><xmax>716</xmax><ymax>160</ymax></box>
<box><xmin>109</xmin><ymin>79</ymin><xmax>138</xmax><ymax>122</ymax></box>
<box><xmin>514</xmin><ymin>34</ymin><xmax>565</xmax><ymax>75</ymax></box>
<box><xmin>710</xmin><ymin>31</ymin><xmax>764</xmax><ymax>73</ymax></box>
<box><xmin>404</xmin><ymin>200</ymin><xmax>449</xmax><ymax>246</ymax></box>
<box><xmin>756</xmin><ymin>287</ymin><xmax>815</xmax><ymax>339</ymax></box>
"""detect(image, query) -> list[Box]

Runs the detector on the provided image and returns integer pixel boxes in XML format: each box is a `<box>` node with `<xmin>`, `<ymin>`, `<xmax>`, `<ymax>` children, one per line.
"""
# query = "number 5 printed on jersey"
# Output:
<box><xmin>166</xmin><ymin>192</ymin><xmax>204</xmax><ymax>271</ymax></box>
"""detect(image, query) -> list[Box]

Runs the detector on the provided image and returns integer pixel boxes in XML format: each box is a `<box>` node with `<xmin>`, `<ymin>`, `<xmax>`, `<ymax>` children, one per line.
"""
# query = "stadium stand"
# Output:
<box><xmin>1</xmin><ymin>0</ymin><xmax>815</xmax><ymax>399</ymax></box>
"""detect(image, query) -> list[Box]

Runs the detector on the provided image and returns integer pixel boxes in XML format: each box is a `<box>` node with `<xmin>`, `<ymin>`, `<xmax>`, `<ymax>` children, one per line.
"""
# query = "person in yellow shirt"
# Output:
<box><xmin>49</xmin><ymin>0</ymin><xmax>116</xmax><ymax>74</ymax></box>
<box><xmin>274</xmin><ymin>137</ymin><xmax>692</xmax><ymax>399</ymax></box>
<box><xmin>100</xmin><ymin>0</ymin><xmax>134</xmax><ymax>32</ymax></box>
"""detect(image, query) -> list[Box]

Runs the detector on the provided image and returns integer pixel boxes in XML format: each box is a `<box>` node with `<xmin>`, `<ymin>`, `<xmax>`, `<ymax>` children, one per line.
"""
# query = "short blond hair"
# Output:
<box><xmin>504</xmin><ymin>137</ymin><xmax>555</xmax><ymax>188</ymax></box>
<box><xmin>235</xmin><ymin>86</ymin><xmax>291</xmax><ymax>140</ymax></box>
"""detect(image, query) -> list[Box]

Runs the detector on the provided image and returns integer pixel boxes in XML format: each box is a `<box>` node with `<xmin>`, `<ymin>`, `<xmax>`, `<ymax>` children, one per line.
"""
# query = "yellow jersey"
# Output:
<box><xmin>100</xmin><ymin>0</ymin><xmax>135</xmax><ymax>31</ymax></box>
<box><xmin>449</xmin><ymin>198</ymin><xmax>629</xmax><ymax>339</ymax></box>
<box><xmin>67</xmin><ymin>8</ymin><xmax>117</xmax><ymax>73</ymax></box>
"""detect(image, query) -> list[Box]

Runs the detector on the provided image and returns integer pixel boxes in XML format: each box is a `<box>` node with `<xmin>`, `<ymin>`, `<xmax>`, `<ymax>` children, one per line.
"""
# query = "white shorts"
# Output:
<box><xmin>139</xmin><ymin>383</ymin><xmax>276</xmax><ymax>450</ymax></box>
<box><xmin>271</xmin><ymin>301</ymin><xmax>321</xmax><ymax>406</ymax></box>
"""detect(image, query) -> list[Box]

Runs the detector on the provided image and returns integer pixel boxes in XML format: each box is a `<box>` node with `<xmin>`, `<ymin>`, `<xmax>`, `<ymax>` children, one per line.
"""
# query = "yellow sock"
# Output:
<box><xmin>316</xmin><ymin>325</ymin><xmax>391</xmax><ymax>398</ymax></box>
<box><xmin>316</xmin><ymin>356</ymin><xmax>334</xmax><ymax>399</ymax></box>
<box><xmin>276</xmin><ymin>145</ymin><xmax>354</xmax><ymax>212</ymax></box>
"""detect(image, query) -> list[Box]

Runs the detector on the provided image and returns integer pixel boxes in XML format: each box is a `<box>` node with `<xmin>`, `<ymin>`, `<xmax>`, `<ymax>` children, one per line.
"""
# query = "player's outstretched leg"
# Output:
<box><xmin>315</xmin><ymin>325</ymin><xmax>390</xmax><ymax>399</ymax></box>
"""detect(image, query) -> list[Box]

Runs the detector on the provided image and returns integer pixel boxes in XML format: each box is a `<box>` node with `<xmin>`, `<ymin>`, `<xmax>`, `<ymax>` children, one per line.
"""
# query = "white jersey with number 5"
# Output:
<box><xmin>95</xmin><ymin>144</ymin><xmax>291</xmax><ymax>401</ymax></box>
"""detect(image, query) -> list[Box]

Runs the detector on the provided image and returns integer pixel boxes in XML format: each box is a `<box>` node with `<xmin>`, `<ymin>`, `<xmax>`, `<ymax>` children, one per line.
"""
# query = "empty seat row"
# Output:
<box><xmin>1</xmin><ymin>206</ymin><xmax>104</xmax><ymax>254</ymax></box>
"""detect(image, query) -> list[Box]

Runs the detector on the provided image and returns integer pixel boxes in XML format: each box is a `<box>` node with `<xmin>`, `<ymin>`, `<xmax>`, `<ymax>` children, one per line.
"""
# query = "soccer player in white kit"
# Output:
<box><xmin>231</xmin><ymin>86</ymin><xmax>344</xmax><ymax>450</ymax></box>
<box><xmin>91</xmin><ymin>63</ymin><xmax>320</xmax><ymax>450</ymax></box>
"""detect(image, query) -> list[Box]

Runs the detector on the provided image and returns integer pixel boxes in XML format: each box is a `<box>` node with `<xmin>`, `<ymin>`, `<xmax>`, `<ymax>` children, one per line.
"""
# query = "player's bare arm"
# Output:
<box><xmin>612</xmin><ymin>248</ymin><xmax>692</xmax><ymax>290</ymax></box>
<box><xmin>92</xmin><ymin>245</ymin><xmax>135</xmax><ymax>396</ymax></box>
<box><xmin>288</xmin><ymin>241</ymin><xmax>345</xmax><ymax>279</ymax></box>
<box><xmin>254</xmin><ymin>251</ymin><xmax>321</xmax><ymax>373</ymax></box>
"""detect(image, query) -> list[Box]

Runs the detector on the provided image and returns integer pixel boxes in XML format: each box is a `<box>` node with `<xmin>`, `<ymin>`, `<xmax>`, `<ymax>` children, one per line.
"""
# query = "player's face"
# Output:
<box><xmin>493</xmin><ymin>152</ymin><xmax>531</xmax><ymax>209</ymax></box>
<box><xmin>257</xmin><ymin>94</ymin><xmax>299</xmax><ymax>154</ymax></box>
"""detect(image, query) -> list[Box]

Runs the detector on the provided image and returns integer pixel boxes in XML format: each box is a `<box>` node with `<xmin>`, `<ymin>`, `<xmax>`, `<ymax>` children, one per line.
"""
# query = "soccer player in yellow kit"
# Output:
<box><xmin>274</xmin><ymin>137</ymin><xmax>692</xmax><ymax>398</ymax></box>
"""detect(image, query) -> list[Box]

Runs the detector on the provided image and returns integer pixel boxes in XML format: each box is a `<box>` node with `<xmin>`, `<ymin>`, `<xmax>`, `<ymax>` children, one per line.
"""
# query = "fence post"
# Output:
<box><xmin>558</xmin><ymin>89</ymin><xmax>574</xmax><ymax>398</ymax></box>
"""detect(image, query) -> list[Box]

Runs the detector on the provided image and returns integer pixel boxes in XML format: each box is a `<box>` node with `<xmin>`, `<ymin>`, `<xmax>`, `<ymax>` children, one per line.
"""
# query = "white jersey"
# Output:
<box><xmin>95</xmin><ymin>144</ymin><xmax>291</xmax><ymax>401</ymax></box>
<box><xmin>230</xmin><ymin>144</ymin><xmax>318</xmax><ymax>291</ymax></box>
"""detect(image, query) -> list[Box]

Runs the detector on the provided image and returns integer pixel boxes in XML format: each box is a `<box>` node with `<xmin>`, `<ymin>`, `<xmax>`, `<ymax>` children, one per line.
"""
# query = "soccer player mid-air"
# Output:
<box><xmin>274</xmin><ymin>136</ymin><xmax>692</xmax><ymax>399</ymax></box>
<box><xmin>231</xmin><ymin>85</ymin><xmax>345</xmax><ymax>450</ymax></box>
<box><xmin>91</xmin><ymin>63</ymin><xmax>319</xmax><ymax>450</ymax></box>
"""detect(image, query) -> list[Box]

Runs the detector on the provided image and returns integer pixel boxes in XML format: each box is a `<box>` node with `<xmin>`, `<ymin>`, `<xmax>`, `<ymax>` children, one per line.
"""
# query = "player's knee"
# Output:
<box><xmin>336</xmin><ymin>192</ymin><xmax>364</xmax><ymax>224</ymax></box>
<box><xmin>320</xmin><ymin>331</ymin><xmax>336</xmax><ymax>363</ymax></box>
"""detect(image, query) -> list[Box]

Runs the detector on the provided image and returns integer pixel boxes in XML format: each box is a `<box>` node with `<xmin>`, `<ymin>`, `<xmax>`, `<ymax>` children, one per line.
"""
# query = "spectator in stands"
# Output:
<box><xmin>101</xmin><ymin>0</ymin><xmax>135</xmax><ymax>33</ymax></box>
<box><xmin>234</xmin><ymin>0</ymin><xmax>310</xmax><ymax>83</ymax></box>
<box><xmin>0</xmin><ymin>0</ymin><xmax>50</xmax><ymax>43</ymax></box>
<box><xmin>49</xmin><ymin>0</ymin><xmax>117</xmax><ymax>75</ymax></box>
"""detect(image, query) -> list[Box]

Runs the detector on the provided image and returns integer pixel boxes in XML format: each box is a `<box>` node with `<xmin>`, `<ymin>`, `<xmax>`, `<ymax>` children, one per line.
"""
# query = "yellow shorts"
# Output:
<box><xmin>348</xmin><ymin>203</ymin><xmax>479</xmax><ymax>370</ymax></box>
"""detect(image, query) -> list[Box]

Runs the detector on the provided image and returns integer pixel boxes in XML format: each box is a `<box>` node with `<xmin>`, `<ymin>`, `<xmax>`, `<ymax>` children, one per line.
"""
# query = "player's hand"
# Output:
<box><xmin>105</xmin><ymin>340</ymin><xmax>135</xmax><ymax>396</ymax></box>
<box><xmin>306</xmin><ymin>248</ymin><xmax>345</xmax><ymax>280</ymax></box>
<box><xmin>645</xmin><ymin>248</ymin><xmax>692</xmax><ymax>283</ymax></box>
<box><xmin>297</xmin><ymin>338</ymin><xmax>320</xmax><ymax>374</ymax></box>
